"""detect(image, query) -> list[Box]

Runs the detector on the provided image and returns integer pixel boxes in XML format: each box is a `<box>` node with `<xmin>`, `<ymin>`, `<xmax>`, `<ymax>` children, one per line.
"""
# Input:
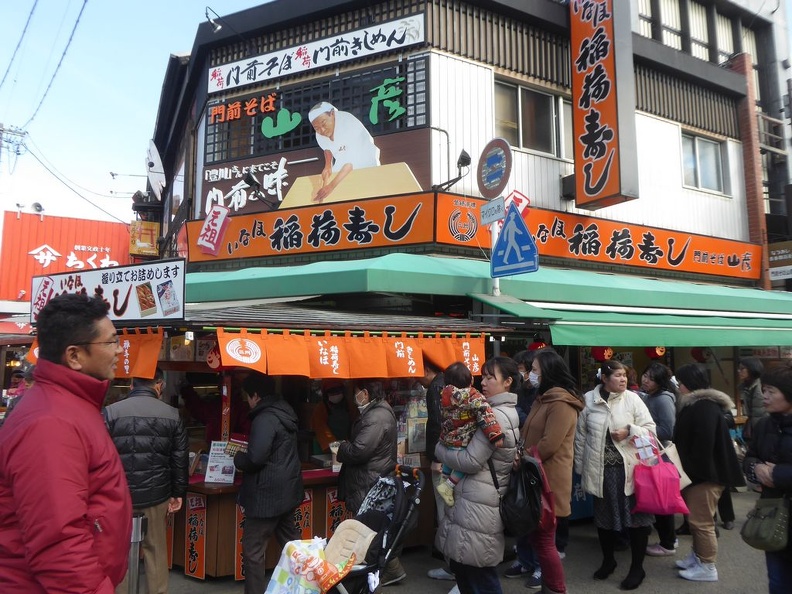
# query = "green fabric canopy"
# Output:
<box><xmin>186</xmin><ymin>253</ymin><xmax>792</xmax><ymax>346</ymax></box>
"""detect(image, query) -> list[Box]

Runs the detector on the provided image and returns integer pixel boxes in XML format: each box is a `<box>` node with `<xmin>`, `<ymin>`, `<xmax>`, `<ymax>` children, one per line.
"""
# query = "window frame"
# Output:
<box><xmin>494</xmin><ymin>80</ymin><xmax>572</xmax><ymax>161</ymax></box>
<box><xmin>680</xmin><ymin>132</ymin><xmax>729</xmax><ymax>196</ymax></box>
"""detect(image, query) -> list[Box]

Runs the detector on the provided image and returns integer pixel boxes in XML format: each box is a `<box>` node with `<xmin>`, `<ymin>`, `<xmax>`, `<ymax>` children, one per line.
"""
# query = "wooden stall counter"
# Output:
<box><xmin>172</xmin><ymin>467</ymin><xmax>435</xmax><ymax>580</ymax></box>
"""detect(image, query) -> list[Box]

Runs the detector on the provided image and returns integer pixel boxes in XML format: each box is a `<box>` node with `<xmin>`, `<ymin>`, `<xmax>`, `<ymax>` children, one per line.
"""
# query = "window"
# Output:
<box><xmin>689</xmin><ymin>2</ymin><xmax>709</xmax><ymax>61</ymax></box>
<box><xmin>494</xmin><ymin>81</ymin><xmax>572</xmax><ymax>159</ymax></box>
<box><xmin>637</xmin><ymin>0</ymin><xmax>653</xmax><ymax>39</ymax></box>
<box><xmin>682</xmin><ymin>134</ymin><xmax>724</xmax><ymax>193</ymax></box>
<box><xmin>659</xmin><ymin>0</ymin><xmax>682</xmax><ymax>50</ymax></box>
<box><xmin>715</xmin><ymin>13</ymin><xmax>734</xmax><ymax>64</ymax></box>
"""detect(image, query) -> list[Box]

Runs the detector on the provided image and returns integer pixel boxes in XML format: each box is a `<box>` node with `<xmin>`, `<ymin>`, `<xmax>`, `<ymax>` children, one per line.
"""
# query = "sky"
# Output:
<box><xmin>0</xmin><ymin>0</ymin><xmax>263</xmax><ymax>224</ymax></box>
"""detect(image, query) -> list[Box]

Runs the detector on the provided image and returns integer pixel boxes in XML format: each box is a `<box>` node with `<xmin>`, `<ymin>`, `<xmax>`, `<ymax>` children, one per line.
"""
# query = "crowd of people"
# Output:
<box><xmin>1</xmin><ymin>303</ymin><xmax>790</xmax><ymax>594</ymax></box>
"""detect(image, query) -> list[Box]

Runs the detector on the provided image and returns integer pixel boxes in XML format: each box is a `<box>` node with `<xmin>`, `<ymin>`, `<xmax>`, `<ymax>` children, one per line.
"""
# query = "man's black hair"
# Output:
<box><xmin>36</xmin><ymin>294</ymin><xmax>110</xmax><ymax>363</ymax></box>
<box><xmin>131</xmin><ymin>368</ymin><xmax>164</xmax><ymax>389</ymax></box>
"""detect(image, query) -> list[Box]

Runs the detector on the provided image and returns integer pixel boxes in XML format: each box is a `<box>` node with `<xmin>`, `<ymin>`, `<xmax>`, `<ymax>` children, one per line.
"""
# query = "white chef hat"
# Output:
<box><xmin>308</xmin><ymin>101</ymin><xmax>336</xmax><ymax>122</ymax></box>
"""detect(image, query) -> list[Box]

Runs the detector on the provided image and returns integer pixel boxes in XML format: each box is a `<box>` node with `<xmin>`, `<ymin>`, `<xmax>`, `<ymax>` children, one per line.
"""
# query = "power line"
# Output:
<box><xmin>23</xmin><ymin>133</ymin><xmax>120</xmax><ymax>198</ymax></box>
<box><xmin>0</xmin><ymin>0</ymin><xmax>40</xmax><ymax>92</ymax></box>
<box><xmin>24</xmin><ymin>144</ymin><xmax>130</xmax><ymax>225</ymax></box>
<box><xmin>22</xmin><ymin>0</ymin><xmax>89</xmax><ymax>129</ymax></box>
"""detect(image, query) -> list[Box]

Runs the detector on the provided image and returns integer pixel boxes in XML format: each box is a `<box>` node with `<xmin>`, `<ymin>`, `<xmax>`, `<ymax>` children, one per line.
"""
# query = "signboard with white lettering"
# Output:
<box><xmin>207</xmin><ymin>15</ymin><xmax>425</xmax><ymax>94</ymax></box>
<box><xmin>769</xmin><ymin>240</ymin><xmax>792</xmax><ymax>280</ymax></box>
<box><xmin>30</xmin><ymin>259</ymin><xmax>186</xmax><ymax>323</ymax></box>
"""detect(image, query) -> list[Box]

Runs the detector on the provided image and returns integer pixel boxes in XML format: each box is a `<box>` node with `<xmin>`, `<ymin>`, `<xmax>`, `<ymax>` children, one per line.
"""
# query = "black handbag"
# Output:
<box><xmin>488</xmin><ymin>445</ymin><xmax>543</xmax><ymax>537</ymax></box>
<box><xmin>740</xmin><ymin>495</ymin><xmax>789</xmax><ymax>552</ymax></box>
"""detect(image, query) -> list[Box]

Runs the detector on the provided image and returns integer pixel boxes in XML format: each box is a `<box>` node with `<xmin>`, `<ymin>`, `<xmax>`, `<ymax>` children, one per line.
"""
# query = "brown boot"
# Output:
<box><xmin>381</xmin><ymin>558</ymin><xmax>406</xmax><ymax>586</ymax></box>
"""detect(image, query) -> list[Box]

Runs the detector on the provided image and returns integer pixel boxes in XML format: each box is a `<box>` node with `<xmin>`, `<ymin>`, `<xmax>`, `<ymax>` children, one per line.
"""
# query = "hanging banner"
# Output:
<box><xmin>216</xmin><ymin>328</ymin><xmax>267</xmax><ymax>374</ymax></box>
<box><xmin>26</xmin><ymin>338</ymin><xmax>39</xmax><ymax>364</ymax></box>
<box><xmin>115</xmin><ymin>328</ymin><xmax>164</xmax><ymax>379</ymax></box>
<box><xmin>456</xmin><ymin>334</ymin><xmax>485</xmax><ymax>375</ymax></box>
<box><xmin>417</xmin><ymin>333</ymin><xmax>458</xmax><ymax>370</ymax></box>
<box><xmin>325</xmin><ymin>487</ymin><xmax>352</xmax><ymax>538</ymax></box>
<box><xmin>184</xmin><ymin>493</ymin><xmax>207</xmax><ymax>580</ymax></box>
<box><xmin>383</xmin><ymin>334</ymin><xmax>423</xmax><ymax>377</ymax></box>
<box><xmin>307</xmin><ymin>333</ymin><xmax>350</xmax><ymax>378</ymax></box>
<box><xmin>296</xmin><ymin>489</ymin><xmax>314</xmax><ymax>539</ymax></box>
<box><xmin>262</xmin><ymin>331</ymin><xmax>311</xmax><ymax>376</ymax></box>
<box><xmin>569</xmin><ymin>0</ymin><xmax>639</xmax><ymax>209</ymax></box>
<box><xmin>344</xmin><ymin>333</ymin><xmax>388</xmax><ymax>378</ymax></box>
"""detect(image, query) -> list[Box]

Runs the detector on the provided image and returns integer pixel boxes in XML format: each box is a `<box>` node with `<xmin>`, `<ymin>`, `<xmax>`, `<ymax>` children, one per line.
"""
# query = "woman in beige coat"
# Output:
<box><xmin>574</xmin><ymin>359</ymin><xmax>656</xmax><ymax>591</ymax></box>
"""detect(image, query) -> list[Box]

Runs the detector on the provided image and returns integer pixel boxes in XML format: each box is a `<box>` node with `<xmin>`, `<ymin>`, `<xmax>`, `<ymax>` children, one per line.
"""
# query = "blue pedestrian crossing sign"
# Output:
<box><xmin>491</xmin><ymin>203</ymin><xmax>538</xmax><ymax>278</ymax></box>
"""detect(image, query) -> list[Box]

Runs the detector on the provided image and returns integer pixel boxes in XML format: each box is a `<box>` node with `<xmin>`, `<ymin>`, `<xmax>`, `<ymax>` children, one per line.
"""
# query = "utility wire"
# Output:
<box><xmin>0</xmin><ymin>0</ymin><xmax>40</xmax><ymax>92</ymax></box>
<box><xmin>24</xmin><ymin>144</ymin><xmax>129</xmax><ymax>225</ymax></box>
<box><xmin>24</xmin><ymin>133</ymin><xmax>120</xmax><ymax>198</ymax></box>
<box><xmin>22</xmin><ymin>0</ymin><xmax>88</xmax><ymax>129</ymax></box>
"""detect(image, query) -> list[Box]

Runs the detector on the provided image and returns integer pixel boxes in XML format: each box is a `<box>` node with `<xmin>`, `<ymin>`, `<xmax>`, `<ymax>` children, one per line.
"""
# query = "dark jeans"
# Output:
<box><xmin>449</xmin><ymin>559</ymin><xmax>503</xmax><ymax>594</ymax></box>
<box><xmin>515</xmin><ymin>515</ymin><xmax>571</xmax><ymax>568</ymax></box>
<box><xmin>242</xmin><ymin>512</ymin><xmax>300</xmax><ymax>594</ymax></box>
<box><xmin>717</xmin><ymin>489</ymin><xmax>735</xmax><ymax>523</ymax></box>
<box><xmin>766</xmin><ymin>547</ymin><xmax>792</xmax><ymax>594</ymax></box>
<box><xmin>654</xmin><ymin>514</ymin><xmax>677</xmax><ymax>550</ymax></box>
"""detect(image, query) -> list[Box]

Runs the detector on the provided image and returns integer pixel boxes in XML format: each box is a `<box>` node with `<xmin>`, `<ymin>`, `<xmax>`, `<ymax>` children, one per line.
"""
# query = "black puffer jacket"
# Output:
<box><xmin>104</xmin><ymin>387</ymin><xmax>189</xmax><ymax>508</ymax></box>
<box><xmin>674</xmin><ymin>388</ymin><xmax>745</xmax><ymax>489</ymax></box>
<box><xmin>337</xmin><ymin>399</ymin><xmax>397</xmax><ymax>514</ymax></box>
<box><xmin>234</xmin><ymin>397</ymin><xmax>303</xmax><ymax>519</ymax></box>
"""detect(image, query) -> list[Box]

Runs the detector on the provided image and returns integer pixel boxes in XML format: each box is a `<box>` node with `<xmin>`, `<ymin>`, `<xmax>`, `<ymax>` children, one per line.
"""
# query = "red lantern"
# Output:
<box><xmin>690</xmin><ymin>347</ymin><xmax>707</xmax><ymax>363</ymax></box>
<box><xmin>644</xmin><ymin>346</ymin><xmax>666</xmax><ymax>359</ymax></box>
<box><xmin>591</xmin><ymin>346</ymin><xmax>614</xmax><ymax>362</ymax></box>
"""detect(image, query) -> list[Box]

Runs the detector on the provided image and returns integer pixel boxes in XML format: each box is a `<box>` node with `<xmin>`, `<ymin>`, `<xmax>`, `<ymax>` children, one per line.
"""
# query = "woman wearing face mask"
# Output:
<box><xmin>335</xmin><ymin>380</ymin><xmax>402</xmax><ymax>584</ymax></box>
<box><xmin>310</xmin><ymin>379</ymin><xmax>358</xmax><ymax>454</ymax></box>
<box><xmin>514</xmin><ymin>349</ymin><xmax>583</xmax><ymax>592</ymax></box>
<box><xmin>574</xmin><ymin>359</ymin><xmax>656</xmax><ymax>591</ymax></box>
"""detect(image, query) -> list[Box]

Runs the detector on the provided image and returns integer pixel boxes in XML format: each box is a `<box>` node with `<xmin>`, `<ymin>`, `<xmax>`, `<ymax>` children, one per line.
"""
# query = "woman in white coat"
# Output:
<box><xmin>574</xmin><ymin>360</ymin><xmax>656</xmax><ymax>591</ymax></box>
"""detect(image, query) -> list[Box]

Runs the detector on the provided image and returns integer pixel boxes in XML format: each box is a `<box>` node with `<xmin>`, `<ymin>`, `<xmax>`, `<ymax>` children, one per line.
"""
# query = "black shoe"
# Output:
<box><xmin>593</xmin><ymin>560</ymin><xmax>617</xmax><ymax>580</ymax></box>
<box><xmin>675</xmin><ymin>523</ymin><xmax>690</xmax><ymax>536</ymax></box>
<box><xmin>620</xmin><ymin>569</ymin><xmax>645</xmax><ymax>591</ymax></box>
<box><xmin>722</xmin><ymin>521</ymin><xmax>735</xmax><ymax>530</ymax></box>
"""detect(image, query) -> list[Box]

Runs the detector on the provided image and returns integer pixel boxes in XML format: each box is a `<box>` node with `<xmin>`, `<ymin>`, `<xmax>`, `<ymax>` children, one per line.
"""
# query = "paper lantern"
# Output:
<box><xmin>591</xmin><ymin>346</ymin><xmax>614</xmax><ymax>362</ymax></box>
<box><xmin>690</xmin><ymin>347</ymin><xmax>707</xmax><ymax>363</ymax></box>
<box><xmin>644</xmin><ymin>346</ymin><xmax>666</xmax><ymax>359</ymax></box>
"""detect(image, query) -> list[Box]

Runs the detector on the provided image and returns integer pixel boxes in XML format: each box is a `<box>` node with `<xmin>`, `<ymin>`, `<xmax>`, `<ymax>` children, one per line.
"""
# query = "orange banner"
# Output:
<box><xmin>344</xmin><ymin>333</ymin><xmax>388</xmax><ymax>378</ymax></box>
<box><xmin>570</xmin><ymin>0</ymin><xmax>629</xmax><ymax>209</ymax></box>
<box><xmin>383</xmin><ymin>334</ymin><xmax>424</xmax><ymax>377</ymax></box>
<box><xmin>185</xmin><ymin>493</ymin><xmax>207</xmax><ymax>580</ymax></box>
<box><xmin>456</xmin><ymin>334</ymin><xmax>485</xmax><ymax>375</ymax></box>
<box><xmin>235</xmin><ymin>505</ymin><xmax>245</xmax><ymax>581</ymax></box>
<box><xmin>325</xmin><ymin>487</ymin><xmax>351</xmax><ymax>538</ymax></box>
<box><xmin>307</xmin><ymin>333</ymin><xmax>350</xmax><ymax>378</ymax></box>
<box><xmin>261</xmin><ymin>331</ymin><xmax>311</xmax><ymax>376</ymax></box>
<box><xmin>187</xmin><ymin>193</ymin><xmax>435</xmax><ymax>262</ymax></box>
<box><xmin>116</xmin><ymin>328</ymin><xmax>164</xmax><ymax>379</ymax></box>
<box><xmin>417</xmin><ymin>333</ymin><xmax>458</xmax><ymax>370</ymax></box>
<box><xmin>216</xmin><ymin>328</ymin><xmax>267</xmax><ymax>374</ymax></box>
<box><xmin>296</xmin><ymin>489</ymin><xmax>313</xmax><ymax>539</ymax></box>
<box><xmin>26</xmin><ymin>338</ymin><xmax>39</xmax><ymax>364</ymax></box>
<box><xmin>526</xmin><ymin>207</ymin><xmax>762</xmax><ymax>280</ymax></box>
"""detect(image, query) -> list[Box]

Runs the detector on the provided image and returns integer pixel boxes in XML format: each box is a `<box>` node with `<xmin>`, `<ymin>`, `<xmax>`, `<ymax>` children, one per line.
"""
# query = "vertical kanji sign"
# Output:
<box><xmin>570</xmin><ymin>0</ymin><xmax>638</xmax><ymax>210</ymax></box>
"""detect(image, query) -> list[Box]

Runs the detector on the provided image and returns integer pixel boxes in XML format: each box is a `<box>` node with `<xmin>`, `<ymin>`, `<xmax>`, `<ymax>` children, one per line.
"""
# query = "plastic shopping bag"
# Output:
<box><xmin>632</xmin><ymin>458</ymin><xmax>689</xmax><ymax>515</ymax></box>
<box><xmin>265</xmin><ymin>537</ymin><xmax>356</xmax><ymax>594</ymax></box>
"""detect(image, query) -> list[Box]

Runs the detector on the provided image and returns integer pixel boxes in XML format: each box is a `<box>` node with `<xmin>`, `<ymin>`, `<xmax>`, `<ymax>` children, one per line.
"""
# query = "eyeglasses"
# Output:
<box><xmin>74</xmin><ymin>336</ymin><xmax>120</xmax><ymax>347</ymax></box>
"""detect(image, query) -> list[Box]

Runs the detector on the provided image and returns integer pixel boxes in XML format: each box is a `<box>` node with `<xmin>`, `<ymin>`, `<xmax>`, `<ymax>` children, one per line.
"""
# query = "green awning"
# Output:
<box><xmin>468</xmin><ymin>293</ymin><xmax>560</xmax><ymax>320</ymax></box>
<box><xmin>545</xmin><ymin>310</ymin><xmax>792</xmax><ymax>347</ymax></box>
<box><xmin>186</xmin><ymin>253</ymin><xmax>792</xmax><ymax>346</ymax></box>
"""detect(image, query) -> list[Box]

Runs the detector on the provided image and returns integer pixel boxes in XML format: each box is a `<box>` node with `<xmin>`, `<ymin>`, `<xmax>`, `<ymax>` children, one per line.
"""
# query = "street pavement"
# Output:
<box><xmin>164</xmin><ymin>488</ymin><xmax>767</xmax><ymax>594</ymax></box>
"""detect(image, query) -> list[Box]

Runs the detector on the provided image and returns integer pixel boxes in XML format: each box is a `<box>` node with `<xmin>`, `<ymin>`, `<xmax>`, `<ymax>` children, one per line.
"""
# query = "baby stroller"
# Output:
<box><xmin>329</xmin><ymin>464</ymin><xmax>425</xmax><ymax>594</ymax></box>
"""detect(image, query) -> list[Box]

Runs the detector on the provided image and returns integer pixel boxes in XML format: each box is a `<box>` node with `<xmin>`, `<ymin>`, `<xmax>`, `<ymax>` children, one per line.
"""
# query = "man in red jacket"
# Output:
<box><xmin>0</xmin><ymin>293</ymin><xmax>132</xmax><ymax>593</ymax></box>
